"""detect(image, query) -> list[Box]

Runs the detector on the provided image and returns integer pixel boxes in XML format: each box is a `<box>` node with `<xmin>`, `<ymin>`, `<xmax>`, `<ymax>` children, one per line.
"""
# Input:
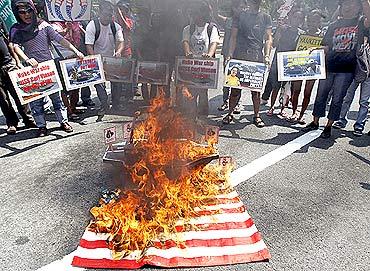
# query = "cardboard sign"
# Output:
<box><xmin>296</xmin><ymin>35</ymin><xmax>323</xmax><ymax>51</ymax></box>
<box><xmin>45</xmin><ymin>0</ymin><xmax>92</xmax><ymax>21</ymax></box>
<box><xmin>0</xmin><ymin>0</ymin><xmax>16</xmax><ymax>30</ymax></box>
<box><xmin>175</xmin><ymin>57</ymin><xmax>220</xmax><ymax>89</ymax></box>
<box><xmin>104</xmin><ymin>127</ymin><xmax>117</xmax><ymax>144</ymax></box>
<box><xmin>60</xmin><ymin>55</ymin><xmax>105</xmax><ymax>90</ymax></box>
<box><xmin>103</xmin><ymin>57</ymin><xmax>135</xmax><ymax>83</ymax></box>
<box><xmin>224</xmin><ymin>60</ymin><xmax>267</xmax><ymax>92</ymax></box>
<box><xmin>219</xmin><ymin>156</ymin><xmax>233</xmax><ymax>169</ymax></box>
<box><xmin>136</xmin><ymin>61</ymin><xmax>169</xmax><ymax>85</ymax></box>
<box><xmin>205</xmin><ymin>126</ymin><xmax>220</xmax><ymax>144</ymax></box>
<box><xmin>122</xmin><ymin>122</ymin><xmax>133</xmax><ymax>140</ymax></box>
<box><xmin>277</xmin><ymin>50</ymin><xmax>326</xmax><ymax>81</ymax></box>
<box><xmin>9</xmin><ymin>60</ymin><xmax>63</xmax><ymax>105</ymax></box>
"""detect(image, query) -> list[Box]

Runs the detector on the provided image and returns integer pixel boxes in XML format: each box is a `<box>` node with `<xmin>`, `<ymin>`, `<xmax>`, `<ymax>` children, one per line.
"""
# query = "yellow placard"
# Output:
<box><xmin>296</xmin><ymin>35</ymin><xmax>323</xmax><ymax>51</ymax></box>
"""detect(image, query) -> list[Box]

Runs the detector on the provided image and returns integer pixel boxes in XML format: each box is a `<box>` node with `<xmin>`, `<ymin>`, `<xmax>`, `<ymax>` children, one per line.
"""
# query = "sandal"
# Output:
<box><xmin>287</xmin><ymin>114</ymin><xmax>299</xmax><ymax>123</ymax></box>
<box><xmin>222</xmin><ymin>114</ymin><xmax>234</xmax><ymax>125</ymax></box>
<box><xmin>278</xmin><ymin>111</ymin><xmax>288</xmax><ymax>119</ymax></box>
<box><xmin>267</xmin><ymin>108</ymin><xmax>274</xmax><ymax>117</ymax></box>
<box><xmin>253</xmin><ymin>117</ymin><xmax>265</xmax><ymax>128</ymax></box>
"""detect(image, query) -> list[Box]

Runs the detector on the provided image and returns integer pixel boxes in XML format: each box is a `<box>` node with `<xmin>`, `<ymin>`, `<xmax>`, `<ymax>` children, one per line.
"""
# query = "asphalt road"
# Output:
<box><xmin>0</xmin><ymin>84</ymin><xmax>369</xmax><ymax>271</ymax></box>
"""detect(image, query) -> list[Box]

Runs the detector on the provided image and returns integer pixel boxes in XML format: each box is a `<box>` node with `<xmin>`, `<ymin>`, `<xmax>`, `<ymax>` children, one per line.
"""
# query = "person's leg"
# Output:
<box><xmin>335</xmin><ymin>80</ymin><xmax>358</xmax><ymax>127</ymax></box>
<box><xmin>298</xmin><ymin>80</ymin><xmax>315</xmax><ymax>121</ymax></box>
<box><xmin>30</xmin><ymin>99</ymin><xmax>46</xmax><ymax>128</ymax></box>
<box><xmin>218</xmin><ymin>86</ymin><xmax>230</xmax><ymax>110</ymax></box>
<box><xmin>70</xmin><ymin>89</ymin><xmax>79</xmax><ymax>113</ymax></box>
<box><xmin>252</xmin><ymin>91</ymin><xmax>265</xmax><ymax>127</ymax></box>
<box><xmin>354</xmin><ymin>78</ymin><xmax>370</xmax><ymax>133</ymax></box>
<box><xmin>268</xmin><ymin>88</ymin><xmax>279</xmax><ymax>115</ymax></box>
<box><xmin>0</xmin><ymin>81</ymin><xmax>19</xmax><ymax>128</ymax></box>
<box><xmin>95</xmin><ymin>83</ymin><xmax>109</xmax><ymax>114</ymax></box>
<box><xmin>111</xmin><ymin>82</ymin><xmax>123</xmax><ymax>110</ymax></box>
<box><xmin>228</xmin><ymin>88</ymin><xmax>241</xmax><ymax>114</ymax></box>
<box><xmin>81</xmin><ymin>86</ymin><xmax>93</xmax><ymax>105</ymax></box>
<box><xmin>49</xmin><ymin>92</ymin><xmax>69</xmax><ymax>125</ymax></box>
<box><xmin>290</xmin><ymin>81</ymin><xmax>303</xmax><ymax>118</ymax></box>
<box><xmin>61</xmin><ymin>91</ymin><xmax>72</xmax><ymax>115</ymax></box>
<box><xmin>198</xmin><ymin>89</ymin><xmax>209</xmax><ymax>115</ymax></box>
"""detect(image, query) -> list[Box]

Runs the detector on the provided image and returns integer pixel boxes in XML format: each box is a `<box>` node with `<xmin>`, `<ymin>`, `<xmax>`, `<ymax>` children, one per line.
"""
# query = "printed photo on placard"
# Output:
<box><xmin>218</xmin><ymin>156</ymin><xmax>233</xmax><ymax>169</ymax></box>
<box><xmin>103</xmin><ymin>57</ymin><xmax>135</xmax><ymax>83</ymax></box>
<box><xmin>175</xmin><ymin>57</ymin><xmax>220</xmax><ymax>89</ymax></box>
<box><xmin>136</xmin><ymin>62</ymin><xmax>169</xmax><ymax>85</ymax></box>
<box><xmin>60</xmin><ymin>55</ymin><xmax>105</xmax><ymax>90</ymax></box>
<box><xmin>296</xmin><ymin>35</ymin><xmax>323</xmax><ymax>51</ymax></box>
<box><xmin>9</xmin><ymin>60</ymin><xmax>63</xmax><ymax>105</ymax></box>
<box><xmin>224</xmin><ymin>59</ymin><xmax>267</xmax><ymax>92</ymax></box>
<box><xmin>277</xmin><ymin>49</ymin><xmax>326</xmax><ymax>81</ymax></box>
<box><xmin>104</xmin><ymin>127</ymin><xmax>117</xmax><ymax>145</ymax></box>
<box><xmin>45</xmin><ymin>0</ymin><xmax>92</xmax><ymax>22</ymax></box>
<box><xmin>122</xmin><ymin>122</ymin><xmax>133</xmax><ymax>140</ymax></box>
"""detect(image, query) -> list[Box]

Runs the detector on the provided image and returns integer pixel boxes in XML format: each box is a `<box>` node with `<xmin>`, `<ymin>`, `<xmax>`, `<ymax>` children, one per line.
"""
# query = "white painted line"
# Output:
<box><xmin>230</xmin><ymin>130</ymin><xmax>322</xmax><ymax>187</ymax></box>
<box><xmin>36</xmin><ymin>130</ymin><xmax>321</xmax><ymax>270</ymax></box>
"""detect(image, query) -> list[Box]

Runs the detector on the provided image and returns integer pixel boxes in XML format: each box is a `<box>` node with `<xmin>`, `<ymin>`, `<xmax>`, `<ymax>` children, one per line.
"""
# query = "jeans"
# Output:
<box><xmin>337</xmin><ymin>78</ymin><xmax>370</xmax><ymax>131</ymax></box>
<box><xmin>80</xmin><ymin>86</ymin><xmax>92</xmax><ymax>103</ymax></box>
<box><xmin>30</xmin><ymin>92</ymin><xmax>68</xmax><ymax>128</ymax></box>
<box><xmin>222</xmin><ymin>86</ymin><xmax>230</xmax><ymax>103</ymax></box>
<box><xmin>313</xmin><ymin>72</ymin><xmax>354</xmax><ymax>121</ymax></box>
<box><xmin>95</xmin><ymin>82</ymin><xmax>123</xmax><ymax>111</ymax></box>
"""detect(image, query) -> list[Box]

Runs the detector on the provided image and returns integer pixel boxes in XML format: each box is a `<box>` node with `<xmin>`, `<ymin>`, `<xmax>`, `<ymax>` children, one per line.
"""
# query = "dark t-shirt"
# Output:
<box><xmin>277</xmin><ymin>26</ymin><xmax>300</xmax><ymax>52</ymax></box>
<box><xmin>232</xmin><ymin>11</ymin><xmax>272</xmax><ymax>54</ymax></box>
<box><xmin>323</xmin><ymin>16</ymin><xmax>366</xmax><ymax>73</ymax></box>
<box><xmin>0</xmin><ymin>36</ymin><xmax>12</xmax><ymax>66</ymax></box>
<box><xmin>222</xmin><ymin>17</ymin><xmax>233</xmax><ymax>56</ymax></box>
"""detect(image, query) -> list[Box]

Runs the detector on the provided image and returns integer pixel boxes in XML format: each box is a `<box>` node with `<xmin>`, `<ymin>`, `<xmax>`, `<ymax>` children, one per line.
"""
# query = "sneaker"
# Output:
<box><xmin>333</xmin><ymin>121</ymin><xmax>346</xmax><ymax>129</ymax></box>
<box><xmin>82</xmin><ymin>100</ymin><xmax>95</xmax><ymax>107</ymax></box>
<box><xmin>218</xmin><ymin>103</ymin><xmax>228</xmax><ymax>111</ymax></box>
<box><xmin>253</xmin><ymin>117</ymin><xmax>265</xmax><ymax>128</ymax></box>
<box><xmin>353</xmin><ymin>129</ymin><xmax>363</xmax><ymax>137</ymax></box>
<box><xmin>6</xmin><ymin>126</ymin><xmax>17</xmax><ymax>135</ymax></box>
<box><xmin>61</xmin><ymin>122</ymin><xmax>73</xmax><ymax>133</ymax></box>
<box><xmin>233</xmin><ymin>104</ymin><xmax>241</xmax><ymax>114</ymax></box>
<box><xmin>320</xmin><ymin>126</ymin><xmax>332</xmax><ymax>139</ymax></box>
<box><xmin>302</xmin><ymin>121</ymin><xmax>319</xmax><ymax>132</ymax></box>
<box><xmin>38</xmin><ymin>127</ymin><xmax>48</xmax><ymax>137</ymax></box>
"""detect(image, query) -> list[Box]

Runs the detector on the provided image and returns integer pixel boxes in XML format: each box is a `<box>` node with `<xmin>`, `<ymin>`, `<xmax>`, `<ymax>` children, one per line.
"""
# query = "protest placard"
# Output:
<box><xmin>175</xmin><ymin>57</ymin><xmax>220</xmax><ymax>89</ymax></box>
<box><xmin>0</xmin><ymin>0</ymin><xmax>16</xmax><ymax>30</ymax></box>
<box><xmin>122</xmin><ymin>122</ymin><xmax>133</xmax><ymax>140</ymax></box>
<box><xmin>45</xmin><ymin>0</ymin><xmax>92</xmax><ymax>21</ymax></box>
<box><xmin>219</xmin><ymin>156</ymin><xmax>233</xmax><ymax>169</ymax></box>
<box><xmin>277</xmin><ymin>49</ymin><xmax>326</xmax><ymax>81</ymax></box>
<box><xmin>224</xmin><ymin>60</ymin><xmax>267</xmax><ymax>92</ymax></box>
<box><xmin>9</xmin><ymin>60</ymin><xmax>63</xmax><ymax>105</ymax></box>
<box><xmin>103</xmin><ymin>57</ymin><xmax>135</xmax><ymax>83</ymax></box>
<box><xmin>136</xmin><ymin>62</ymin><xmax>169</xmax><ymax>85</ymax></box>
<box><xmin>60</xmin><ymin>55</ymin><xmax>105</xmax><ymax>90</ymax></box>
<box><xmin>296</xmin><ymin>35</ymin><xmax>323</xmax><ymax>51</ymax></box>
<box><xmin>205</xmin><ymin>126</ymin><xmax>220</xmax><ymax>144</ymax></box>
<box><xmin>104</xmin><ymin>127</ymin><xmax>117</xmax><ymax>145</ymax></box>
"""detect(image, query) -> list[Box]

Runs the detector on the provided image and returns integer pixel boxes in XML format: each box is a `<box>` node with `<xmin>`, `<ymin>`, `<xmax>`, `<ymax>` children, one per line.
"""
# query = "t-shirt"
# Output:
<box><xmin>0</xmin><ymin>36</ymin><xmax>12</xmax><ymax>66</ymax></box>
<box><xmin>277</xmin><ymin>26</ymin><xmax>303</xmax><ymax>52</ymax></box>
<box><xmin>85</xmin><ymin>20</ymin><xmax>124</xmax><ymax>57</ymax></box>
<box><xmin>232</xmin><ymin>11</ymin><xmax>272</xmax><ymax>54</ymax></box>
<box><xmin>323</xmin><ymin>16</ymin><xmax>367</xmax><ymax>73</ymax></box>
<box><xmin>182</xmin><ymin>23</ymin><xmax>220</xmax><ymax>57</ymax></box>
<box><xmin>222</xmin><ymin>17</ymin><xmax>233</xmax><ymax>56</ymax></box>
<box><xmin>10</xmin><ymin>21</ymin><xmax>63</xmax><ymax>62</ymax></box>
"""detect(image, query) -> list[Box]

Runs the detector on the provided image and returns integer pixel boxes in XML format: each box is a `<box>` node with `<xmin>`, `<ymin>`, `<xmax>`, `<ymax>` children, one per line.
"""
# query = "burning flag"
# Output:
<box><xmin>72</xmin><ymin>94</ymin><xmax>271</xmax><ymax>269</ymax></box>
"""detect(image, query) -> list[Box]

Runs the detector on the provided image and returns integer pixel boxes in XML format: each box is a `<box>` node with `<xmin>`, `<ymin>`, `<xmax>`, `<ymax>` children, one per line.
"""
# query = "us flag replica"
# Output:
<box><xmin>72</xmin><ymin>93</ymin><xmax>271</xmax><ymax>269</ymax></box>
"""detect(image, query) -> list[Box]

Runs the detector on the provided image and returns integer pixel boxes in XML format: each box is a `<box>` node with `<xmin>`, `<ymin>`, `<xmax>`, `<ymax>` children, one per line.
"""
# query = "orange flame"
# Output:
<box><xmin>181</xmin><ymin>85</ymin><xmax>194</xmax><ymax>100</ymax></box>
<box><xmin>90</xmin><ymin>94</ymin><xmax>233</xmax><ymax>260</ymax></box>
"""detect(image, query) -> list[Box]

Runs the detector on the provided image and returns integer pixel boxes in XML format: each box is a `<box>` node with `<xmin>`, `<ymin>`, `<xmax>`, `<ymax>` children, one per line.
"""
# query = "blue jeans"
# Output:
<box><xmin>30</xmin><ymin>92</ymin><xmax>68</xmax><ymax>128</ymax></box>
<box><xmin>337</xmin><ymin>78</ymin><xmax>370</xmax><ymax>131</ymax></box>
<box><xmin>80</xmin><ymin>86</ymin><xmax>91</xmax><ymax>103</ymax></box>
<box><xmin>313</xmin><ymin>72</ymin><xmax>354</xmax><ymax>121</ymax></box>
<box><xmin>95</xmin><ymin>82</ymin><xmax>123</xmax><ymax>111</ymax></box>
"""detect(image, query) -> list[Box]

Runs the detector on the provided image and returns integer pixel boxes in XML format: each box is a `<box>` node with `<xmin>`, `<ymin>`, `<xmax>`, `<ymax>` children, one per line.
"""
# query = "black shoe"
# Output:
<box><xmin>38</xmin><ymin>127</ymin><xmax>48</xmax><ymax>137</ymax></box>
<box><xmin>302</xmin><ymin>122</ymin><xmax>319</xmax><ymax>132</ymax></box>
<box><xmin>82</xmin><ymin>100</ymin><xmax>95</xmax><ymax>107</ymax></box>
<box><xmin>24</xmin><ymin>120</ymin><xmax>37</xmax><ymax>128</ymax></box>
<box><xmin>320</xmin><ymin>126</ymin><xmax>332</xmax><ymax>139</ymax></box>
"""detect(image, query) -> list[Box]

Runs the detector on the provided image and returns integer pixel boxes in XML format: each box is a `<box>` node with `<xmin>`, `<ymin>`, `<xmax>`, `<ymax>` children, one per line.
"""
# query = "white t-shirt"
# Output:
<box><xmin>182</xmin><ymin>23</ymin><xmax>220</xmax><ymax>56</ymax></box>
<box><xmin>85</xmin><ymin>20</ymin><xmax>124</xmax><ymax>57</ymax></box>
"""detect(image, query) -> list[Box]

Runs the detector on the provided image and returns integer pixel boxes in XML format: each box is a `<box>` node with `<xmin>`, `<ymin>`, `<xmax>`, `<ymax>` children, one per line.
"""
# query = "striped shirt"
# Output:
<box><xmin>11</xmin><ymin>21</ymin><xmax>63</xmax><ymax>62</ymax></box>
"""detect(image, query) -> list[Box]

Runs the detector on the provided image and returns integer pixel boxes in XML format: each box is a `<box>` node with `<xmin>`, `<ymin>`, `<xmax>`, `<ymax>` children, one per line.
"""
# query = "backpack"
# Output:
<box><xmin>93</xmin><ymin>18</ymin><xmax>117</xmax><ymax>42</ymax></box>
<box><xmin>189</xmin><ymin>22</ymin><xmax>220</xmax><ymax>57</ymax></box>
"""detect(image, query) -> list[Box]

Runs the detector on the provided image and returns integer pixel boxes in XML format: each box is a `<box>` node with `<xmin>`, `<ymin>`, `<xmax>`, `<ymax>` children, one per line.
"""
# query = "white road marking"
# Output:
<box><xmin>230</xmin><ymin>130</ymin><xmax>322</xmax><ymax>187</ymax></box>
<box><xmin>36</xmin><ymin>130</ymin><xmax>321</xmax><ymax>270</ymax></box>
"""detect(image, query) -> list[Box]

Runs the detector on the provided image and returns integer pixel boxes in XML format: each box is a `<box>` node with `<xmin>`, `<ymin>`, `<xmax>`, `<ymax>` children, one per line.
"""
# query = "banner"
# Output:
<box><xmin>0</xmin><ymin>0</ymin><xmax>16</xmax><ymax>30</ymax></box>
<box><xmin>60</xmin><ymin>55</ymin><xmax>105</xmax><ymax>90</ymax></box>
<box><xmin>9</xmin><ymin>60</ymin><xmax>62</xmax><ymax>105</ymax></box>
<box><xmin>175</xmin><ymin>57</ymin><xmax>220</xmax><ymax>89</ymax></box>
<box><xmin>103</xmin><ymin>57</ymin><xmax>135</xmax><ymax>83</ymax></box>
<box><xmin>296</xmin><ymin>35</ymin><xmax>323</xmax><ymax>51</ymax></box>
<box><xmin>277</xmin><ymin>49</ymin><xmax>326</xmax><ymax>81</ymax></box>
<box><xmin>224</xmin><ymin>59</ymin><xmax>267</xmax><ymax>92</ymax></box>
<box><xmin>136</xmin><ymin>61</ymin><xmax>169</xmax><ymax>85</ymax></box>
<box><xmin>45</xmin><ymin>0</ymin><xmax>92</xmax><ymax>21</ymax></box>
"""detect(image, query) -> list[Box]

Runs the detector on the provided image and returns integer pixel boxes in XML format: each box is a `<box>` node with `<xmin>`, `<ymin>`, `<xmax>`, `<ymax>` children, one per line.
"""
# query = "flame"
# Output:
<box><xmin>181</xmin><ymin>85</ymin><xmax>194</xmax><ymax>100</ymax></box>
<box><xmin>90</xmin><ymin>93</ymin><xmax>233</xmax><ymax>260</ymax></box>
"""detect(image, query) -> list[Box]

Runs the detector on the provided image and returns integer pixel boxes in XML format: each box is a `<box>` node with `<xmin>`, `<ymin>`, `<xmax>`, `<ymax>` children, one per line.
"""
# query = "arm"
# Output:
<box><xmin>114</xmin><ymin>41</ymin><xmax>124</xmax><ymax>57</ymax></box>
<box><xmin>8</xmin><ymin>43</ymin><xmax>23</xmax><ymax>68</ymax></box>
<box><xmin>264</xmin><ymin>28</ymin><xmax>273</xmax><ymax>65</ymax></box>
<box><xmin>59</xmin><ymin>38</ymin><xmax>84</xmax><ymax>58</ymax></box>
<box><xmin>183</xmin><ymin>41</ymin><xmax>193</xmax><ymax>57</ymax></box>
<box><xmin>10</xmin><ymin>43</ymin><xmax>38</xmax><ymax>67</ymax></box>
<box><xmin>86</xmin><ymin>44</ymin><xmax>94</xmax><ymax>55</ymax></box>
<box><xmin>227</xmin><ymin>27</ymin><xmax>238</xmax><ymax>59</ymax></box>
<box><xmin>362</xmin><ymin>0</ymin><xmax>370</xmax><ymax>28</ymax></box>
<box><xmin>182</xmin><ymin>26</ymin><xmax>193</xmax><ymax>57</ymax></box>
<box><xmin>206</xmin><ymin>42</ymin><xmax>218</xmax><ymax>57</ymax></box>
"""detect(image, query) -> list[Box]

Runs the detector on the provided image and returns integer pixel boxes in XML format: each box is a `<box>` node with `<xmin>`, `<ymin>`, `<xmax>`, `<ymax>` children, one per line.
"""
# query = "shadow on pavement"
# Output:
<box><xmin>360</xmin><ymin>182</ymin><xmax>370</xmax><ymax>190</ymax></box>
<box><xmin>347</xmin><ymin>150</ymin><xmax>370</xmax><ymax>166</ymax></box>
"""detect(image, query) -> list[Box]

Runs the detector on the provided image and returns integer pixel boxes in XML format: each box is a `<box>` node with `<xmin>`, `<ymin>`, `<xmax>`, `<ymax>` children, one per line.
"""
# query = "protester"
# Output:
<box><xmin>303</xmin><ymin>0</ymin><xmax>370</xmax><ymax>139</ymax></box>
<box><xmin>182</xmin><ymin>1</ymin><xmax>220</xmax><ymax>116</ymax></box>
<box><xmin>266</xmin><ymin>8</ymin><xmax>305</xmax><ymax>118</ymax></box>
<box><xmin>85</xmin><ymin>0</ymin><xmax>124</xmax><ymax>117</ymax></box>
<box><xmin>289</xmin><ymin>9</ymin><xmax>325</xmax><ymax>124</ymax></box>
<box><xmin>0</xmin><ymin>19</ymin><xmax>36</xmax><ymax>135</ymax></box>
<box><xmin>9</xmin><ymin>0</ymin><xmax>84</xmax><ymax>137</ymax></box>
<box><xmin>332</xmin><ymin>78</ymin><xmax>370</xmax><ymax>137</ymax></box>
<box><xmin>51</xmin><ymin>21</ymin><xmax>84</xmax><ymax>121</ymax></box>
<box><xmin>225</xmin><ymin>0</ymin><xmax>273</xmax><ymax>127</ymax></box>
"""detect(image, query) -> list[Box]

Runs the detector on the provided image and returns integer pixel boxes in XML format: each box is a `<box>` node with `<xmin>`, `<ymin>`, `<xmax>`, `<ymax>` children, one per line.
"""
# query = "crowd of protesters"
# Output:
<box><xmin>0</xmin><ymin>0</ymin><xmax>369</xmax><ymax>140</ymax></box>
